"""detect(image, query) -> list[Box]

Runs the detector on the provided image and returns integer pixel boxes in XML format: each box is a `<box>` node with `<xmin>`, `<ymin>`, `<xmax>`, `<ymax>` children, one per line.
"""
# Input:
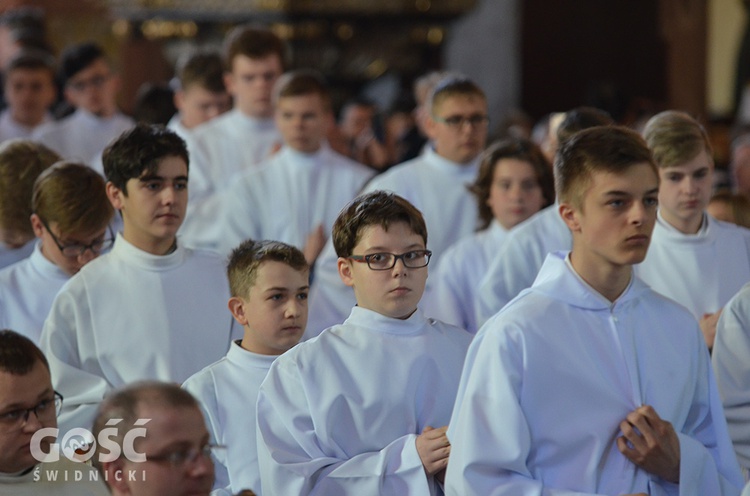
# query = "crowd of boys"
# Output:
<box><xmin>2</xmin><ymin>10</ymin><xmax>750</xmax><ymax>496</ymax></box>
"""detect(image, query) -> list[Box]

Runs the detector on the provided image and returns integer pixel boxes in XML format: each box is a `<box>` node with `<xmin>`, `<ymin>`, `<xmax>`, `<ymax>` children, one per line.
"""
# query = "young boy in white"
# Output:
<box><xmin>426</xmin><ymin>137</ymin><xmax>553</xmax><ymax>333</ymax></box>
<box><xmin>40</xmin><ymin>124</ymin><xmax>235</xmax><ymax>434</ymax></box>
<box><xmin>307</xmin><ymin>75</ymin><xmax>488</xmax><ymax>335</ymax></box>
<box><xmin>32</xmin><ymin>42</ymin><xmax>133</xmax><ymax>171</ymax></box>
<box><xmin>0</xmin><ymin>162</ymin><xmax>113</xmax><ymax>343</ymax></box>
<box><xmin>257</xmin><ymin>191</ymin><xmax>472</xmax><ymax>494</ymax></box>
<box><xmin>183</xmin><ymin>240</ymin><xmax>309</xmax><ymax>495</ymax></box>
<box><xmin>215</xmin><ymin>70</ymin><xmax>374</xmax><ymax>258</ymax></box>
<box><xmin>446</xmin><ymin>126</ymin><xmax>742</xmax><ymax>495</ymax></box>
<box><xmin>636</xmin><ymin>110</ymin><xmax>750</xmax><ymax>349</ymax></box>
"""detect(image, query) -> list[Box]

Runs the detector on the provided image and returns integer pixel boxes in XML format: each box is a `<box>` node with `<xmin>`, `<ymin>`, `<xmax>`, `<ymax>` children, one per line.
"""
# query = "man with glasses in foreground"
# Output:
<box><xmin>92</xmin><ymin>381</ymin><xmax>220</xmax><ymax>496</ymax></box>
<box><xmin>257</xmin><ymin>191</ymin><xmax>472</xmax><ymax>494</ymax></box>
<box><xmin>0</xmin><ymin>161</ymin><xmax>113</xmax><ymax>343</ymax></box>
<box><xmin>0</xmin><ymin>329</ymin><xmax>107</xmax><ymax>495</ymax></box>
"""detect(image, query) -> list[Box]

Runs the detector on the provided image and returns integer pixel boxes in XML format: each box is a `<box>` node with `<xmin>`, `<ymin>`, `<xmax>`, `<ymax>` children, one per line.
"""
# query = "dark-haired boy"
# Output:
<box><xmin>0</xmin><ymin>50</ymin><xmax>56</xmax><ymax>142</ymax></box>
<box><xmin>446</xmin><ymin>127</ymin><xmax>742</xmax><ymax>495</ymax></box>
<box><xmin>33</xmin><ymin>42</ymin><xmax>133</xmax><ymax>170</ymax></box>
<box><xmin>257</xmin><ymin>191</ymin><xmax>472</xmax><ymax>494</ymax></box>
<box><xmin>215</xmin><ymin>70</ymin><xmax>373</xmax><ymax>258</ymax></box>
<box><xmin>0</xmin><ymin>161</ymin><xmax>113</xmax><ymax>343</ymax></box>
<box><xmin>40</xmin><ymin>124</ymin><xmax>235</xmax><ymax>433</ymax></box>
<box><xmin>184</xmin><ymin>240</ymin><xmax>309</xmax><ymax>495</ymax></box>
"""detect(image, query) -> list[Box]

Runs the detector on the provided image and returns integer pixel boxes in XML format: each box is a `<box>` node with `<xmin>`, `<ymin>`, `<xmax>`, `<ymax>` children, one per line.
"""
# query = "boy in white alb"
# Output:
<box><xmin>190</xmin><ymin>26</ymin><xmax>285</xmax><ymax>200</ymax></box>
<box><xmin>636</xmin><ymin>110</ymin><xmax>750</xmax><ymax>350</ymax></box>
<box><xmin>184</xmin><ymin>240</ymin><xmax>309</xmax><ymax>495</ymax></box>
<box><xmin>257</xmin><ymin>191</ymin><xmax>473</xmax><ymax>494</ymax></box>
<box><xmin>446</xmin><ymin>126</ymin><xmax>742</xmax><ymax>495</ymax></box>
<box><xmin>0</xmin><ymin>139</ymin><xmax>59</xmax><ymax>269</ymax></box>
<box><xmin>32</xmin><ymin>42</ymin><xmax>133</xmax><ymax>172</ymax></box>
<box><xmin>0</xmin><ymin>162</ymin><xmax>113</xmax><ymax>343</ymax></box>
<box><xmin>307</xmin><ymin>75</ymin><xmax>488</xmax><ymax>335</ymax></box>
<box><xmin>425</xmin><ymin>137</ymin><xmax>553</xmax><ymax>333</ymax></box>
<box><xmin>40</xmin><ymin>124</ymin><xmax>236</xmax><ymax>434</ymax></box>
<box><xmin>0</xmin><ymin>50</ymin><xmax>56</xmax><ymax>143</ymax></box>
<box><xmin>475</xmin><ymin>107</ymin><xmax>614</xmax><ymax>325</ymax></box>
<box><xmin>216</xmin><ymin>70</ymin><xmax>374</xmax><ymax>259</ymax></box>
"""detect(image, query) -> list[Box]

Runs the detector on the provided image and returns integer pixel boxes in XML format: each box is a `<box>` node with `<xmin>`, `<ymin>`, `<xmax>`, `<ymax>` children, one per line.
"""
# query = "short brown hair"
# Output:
<box><xmin>643</xmin><ymin>110</ymin><xmax>713</xmax><ymax>169</ymax></box>
<box><xmin>0</xmin><ymin>329</ymin><xmax>49</xmax><ymax>375</ymax></box>
<box><xmin>556</xmin><ymin>106</ymin><xmax>614</xmax><ymax>145</ymax></box>
<box><xmin>428</xmin><ymin>75</ymin><xmax>486</xmax><ymax>115</ymax></box>
<box><xmin>33</xmin><ymin>161</ymin><xmax>114</xmax><ymax>236</ymax></box>
<box><xmin>272</xmin><ymin>70</ymin><xmax>330</xmax><ymax>109</ymax></box>
<box><xmin>471</xmin><ymin>137</ymin><xmax>554</xmax><ymax>230</ymax></box>
<box><xmin>0</xmin><ymin>139</ymin><xmax>60</xmax><ymax>239</ymax></box>
<box><xmin>176</xmin><ymin>50</ymin><xmax>226</xmax><ymax>94</ymax></box>
<box><xmin>223</xmin><ymin>25</ymin><xmax>286</xmax><ymax>70</ymax></box>
<box><xmin>555</xmin><ymin>126</ymin><xmax>656</xmax><ymax>209</ymax></box>
<box><xmin>5</xmin><ymin>48</ymin><xmax>55</xmax><ymax>80</ymax></box>
<box><xmin>228</xmin><ymin>239</ymin><xmax>308</xmax><ymax>299</ymax></box>
<box><xmin>92</xmin><ymin>381</ymin><xmax>200</xmax><ymax>473</ymax></box>
<box><xmin>333</xmin><ymin>191</ymin><xmax>427</xmax><ymax>258</ymax></box>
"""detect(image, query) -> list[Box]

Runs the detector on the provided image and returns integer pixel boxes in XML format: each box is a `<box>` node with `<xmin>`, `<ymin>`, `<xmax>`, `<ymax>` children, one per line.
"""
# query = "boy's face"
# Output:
<box><xmin>231</xmin><ymin>261</ymin><xmax>309</xmax><ymax>355</ymax></box>
<box><xmin>337</xmin><ymin>221</ymin><xmax>428</xmax><ymax>320</ymax></box>
<box><xmin>427</xmin><ymin>94</ymin><xmax>488</xmax><ymax>164</ymax></box>
<box><xmin>31</xmin><ymin>214</ymin><xmax>110</xmax><ymax>276</ymax></box>
<box><xmin>64</xmin><ymin>58</ymin><xmax>119</xmax><ymax>118</ymax></box>
<box><xmin>275</xmin><ymin>93</ymin><xmax>329</xmax><ymax>153</ymax></box>
<box><xmin>107</xmin><ymin>156</ymin><xmax>188</xmax><ymax>255</ymax></box>
<box><xmin>561</xmin><ymin>162</ymin><xmax>659</xmax><ymax>270</ymax></box>
<box><xmin>174</xmin><ymin>85</ymin><xmax>231</xmax><ymax>130</ymax></box>
<box><xmin>4</xmin><ymin>68</ymin><xmax>56</xmax><ymax>127</ymax></box>
<box><xmin>488</xmin><ymin>158</ymin><xmax>546</xmax><ymax>230</ymax></box>
<box><xmin>0</xmin><ymin>360</ymin><xmax>57</xmax><ymax>473</ymax></box>
<box><xmin>657</xmin><ymin>149</ymin><xmax>713</xmax><ymax>233</ymax></box>
<box><xmin>111</xmin><ymin>404</ymin><xmax>214</xmax><ymax>496</ymax></box>
<box><xmin>224</xmin><ymin>54</ymin><xmax>282</xmax><ymax>119</ymax></box>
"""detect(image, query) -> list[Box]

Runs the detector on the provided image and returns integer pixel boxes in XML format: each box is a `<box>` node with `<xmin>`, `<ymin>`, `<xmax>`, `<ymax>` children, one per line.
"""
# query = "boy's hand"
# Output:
<box><xmin>699</xmin><ymin>309</ymin><xmax>722</xmax><ymax>349</ymax></box>
<box><xmin>617</xmin><ymin>405</ymin><xmax>680</xmax><ymax>483</ymax></box>
<box><xmin>416</xmin><ymin>425</ymin><xmax>450</xmax><ymax>476</ymax></box>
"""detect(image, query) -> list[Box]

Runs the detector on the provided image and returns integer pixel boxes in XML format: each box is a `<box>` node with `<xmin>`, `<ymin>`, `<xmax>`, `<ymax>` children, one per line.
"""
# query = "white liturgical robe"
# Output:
<box><xmin>0</xmin><ymin>109</ymin><xmax>51</xmax><ymax>143</ymax></box>
<box><xmin>0</xmin><ymin>242</ymin><xmax>69</xmax><ymax>343</ymax></box>
<box><xmin>713</xmin><ymin>283</ymin><xmax>750</xmax><ymax>474</ymax></box>
<box><xmin>634</xmin><ymin>212</ymin><xmax>750</xmax><ymax>320</ymax></box>
<box><xmin>40</xmin><ymin>235</ymin><xmax>235</xmax><ymax>433</ymax></box>
<box><xmin>0</xmin><ymin>240</ymin><xmax>34</xmax><ymax>271</ymax></box>
<box><xmin>189</xmin><ymin>109</ymin><xmax>281</xmax><ymax>199</ymax></box>
<box><xmin>306</xmin><ymin>148</ymin><xmax>480</xmax><ymax>337</ymax></box>
<box><xmin>32</xmin><ymin>109</ymin><xmax>134</xmax><ymax>171</ymax></box>
<box><xmin>423</xmin><ymin>221</ymin><xmax>507</xmax><ymax>333</ymax></box>
<box><xmin>446</xmin><ymin>251</ymin><xmax>743</xmax><ymax>496</ymax></box>
<box><xmin>183</xmin><ymin>340</ymin><xmax>276</xmax><ymax>495</ymax></box>
<box><xmin>216</xmin><ymin>144</ymin><xmax>373</xmax><ymax>256</ymax></box>
<box><xmin>257</xmin><ymin>306</ymin><xmax>472</xmax><ymax>495</ymax></box>
<box><xmin>475</xmin><ymin>204</ymin><xmax>571</xmax><ymax>326</ymax></box>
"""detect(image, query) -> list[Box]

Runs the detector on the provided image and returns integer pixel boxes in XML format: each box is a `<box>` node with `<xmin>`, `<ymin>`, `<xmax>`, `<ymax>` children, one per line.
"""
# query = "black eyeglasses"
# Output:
<box><xmin>348</xmin><ymin>250</ymin><xmax>432</xmax><ymax>271</ymax></box>
<box><xmin>40</xmin><ymin>218</ymin><xmax>114</xmax><ymax>258</ymax></box>
<box><xmin>67</xmin><ymin>73</ymin><xmax>111</xmax><ymax>93</ymax></box>
<box><xmin>432</xmin><ymin>114</ymin><xmax>489</xmax><ymax>130</ymax></box>
<box><xmin>146</xmin><ymin>444</ymin><xmax>226</xmax><ymax>468</ymax></box>
<box><xmin>0</xmin><ymin>391</ymin><xmax>63</xmax><ymax>431</ymax></box>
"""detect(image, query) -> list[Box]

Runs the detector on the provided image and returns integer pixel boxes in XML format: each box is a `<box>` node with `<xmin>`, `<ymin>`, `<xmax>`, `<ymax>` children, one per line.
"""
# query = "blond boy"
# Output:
<box><xmin>184</xmin><ymin>240</ymin><xmax>309</xmax><ymax>495</ymax></box>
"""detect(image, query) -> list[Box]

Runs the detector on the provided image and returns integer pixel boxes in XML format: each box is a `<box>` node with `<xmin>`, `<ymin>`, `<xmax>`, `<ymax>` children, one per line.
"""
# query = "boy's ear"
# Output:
<box><xmin>227</xmin><ymin>296</ymin><xmax>249</xmax><ymax>326</ymax></box>
<box><xmin>173</xmin><ymin>90</ymin><xmax>184</xmax><ymax>112</ymax></box>
<box><xmin>559</xmin><ymin>202</ymin><xmax>581</xmax><ymax>233</ymax></box>
<box><xmin>103</xmin><ymin>459</ymin><xmax>130</xmax><ymax>493</ymax></box>
<box><xmin>223</xmin><ymin>72</ymin><xmax>236</xmax><ymax>98</ymax></box>
<box><xmin>337</xmin><ymin>257</ymin><xmax>355</xmax><ymax>288</ymax></box>
<box><xmin>29</xmin><ymin>213</ymin><xmax>44</xmax><ymax>238</ymax></box>
<box><xmin>106</xmin><ymin>182</ymin><xmax>124</xmax><ymax>211</ymax></box>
